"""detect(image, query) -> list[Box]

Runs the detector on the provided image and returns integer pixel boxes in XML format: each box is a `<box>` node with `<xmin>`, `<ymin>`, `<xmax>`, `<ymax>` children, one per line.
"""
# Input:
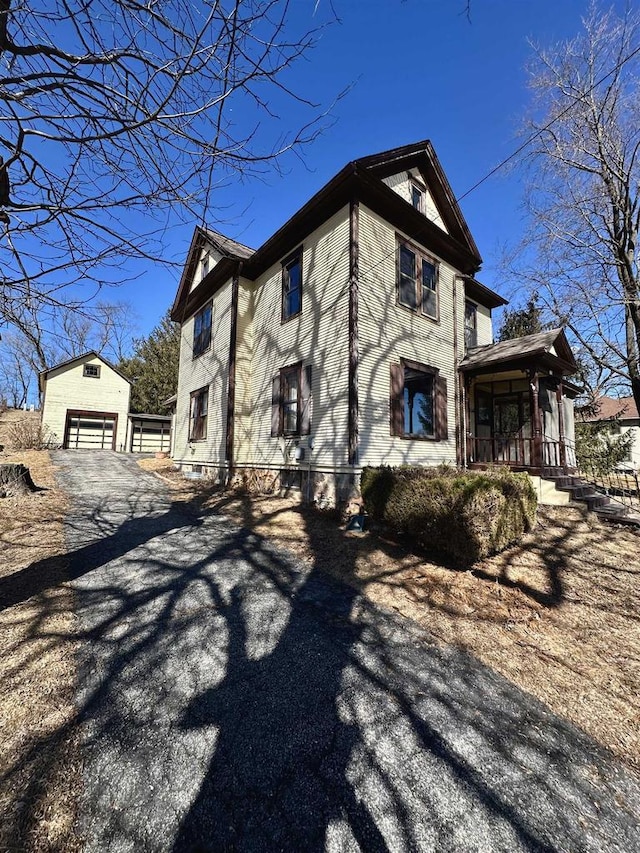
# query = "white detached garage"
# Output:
<box><xmin>39</xmin><ymin>352</ymin><xmax>131</xmax><ymax>451</ymax></box>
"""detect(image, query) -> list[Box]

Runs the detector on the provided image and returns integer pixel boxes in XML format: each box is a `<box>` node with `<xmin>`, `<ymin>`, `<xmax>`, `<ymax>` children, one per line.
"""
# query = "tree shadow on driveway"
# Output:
<box><xmin>9</xmin><ymin>453</ymin><xmax>640</xmax><ymax>852</ymax></box>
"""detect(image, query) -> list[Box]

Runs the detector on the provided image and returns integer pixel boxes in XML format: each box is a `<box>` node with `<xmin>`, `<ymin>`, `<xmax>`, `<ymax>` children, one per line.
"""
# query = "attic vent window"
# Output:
<box><xmin>411</xmin><ymin>182</ymin><xmax>424</xmax><ymax>213</ymax></box>
<box><xmin>201</xmin><ymin>251</ymin><xmax>211</xmax><ymax>278</ymax></box>
<box><xmin>83</xmin><ymin>364</ymin><xmax>100</xmax><ymax>378</ymax></box>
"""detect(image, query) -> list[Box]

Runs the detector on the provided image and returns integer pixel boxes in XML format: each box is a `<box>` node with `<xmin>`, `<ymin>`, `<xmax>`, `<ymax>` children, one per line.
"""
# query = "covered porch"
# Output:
<box><xmin>459</xmin><ymin>329</ymin><xmax>580</xmax><ymax>474</ymax></box>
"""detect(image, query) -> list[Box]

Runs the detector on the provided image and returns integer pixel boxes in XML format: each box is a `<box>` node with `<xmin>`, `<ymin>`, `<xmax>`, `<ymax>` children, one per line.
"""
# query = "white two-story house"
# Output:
<box><xmin>170</xmin><ymin>140</ymin><xmax>578</xmax><ymax>501</ymax></box>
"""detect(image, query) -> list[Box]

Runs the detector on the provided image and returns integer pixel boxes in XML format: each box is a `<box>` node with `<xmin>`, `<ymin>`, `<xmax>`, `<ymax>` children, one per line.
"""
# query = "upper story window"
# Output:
<box><xmin>83</xmin><ymin>364</ymin><xmax>100</xmax><ymax>378</ymax></box>
<box><xmin>464</xmin><ymin>300</ymin><xmax>478</xmax><ymax>349</ymax></box>
<box><xmin>193</xmin><ymin>300</ymin><xmax>212</xmax><ymax>358</ymax></box>
<box><xmin>411</xmin><ymin>182</ymin><xmax>424</xmax><ymax>213</ymax></box>
<box><xmin>282</xmin><ymin>249</ymin><xmax>302</xmax><ymax>322</ymax></box>
<box><xmin>189</xmin><ymin>386</ymin><xmax>208</xmax><ymax>441</ymax></box>
<box><xmin>200</xmin><ymin>251</ymin><xmax>211</xmax><ymax>279</ymax></box>
<box><xmin>397</xmin><ymin>240</ymin><xmax>438</xmax><ymax>320</ymax></box>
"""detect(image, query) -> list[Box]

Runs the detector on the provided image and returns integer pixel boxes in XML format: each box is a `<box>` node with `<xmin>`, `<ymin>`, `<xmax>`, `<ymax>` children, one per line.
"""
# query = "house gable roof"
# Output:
<box><xmin>354</xmin><ymin>139</ymin><xmax>482</xmax><ymax>264</ymax></box>
<box><xmin>459</xmin><ymin>328</ymin><xmax>578</xmax><ymax>376</ymax></box>
<box><xmin>170</xmin><ymin>225</ymin><xmax>253</xmax><ymax>321</ymax></box>
<box><xmin>38</xmin><ymin>350</ymin><xmax>131</xmax><ymax>393</ymax></box>
<box><xmin>171</xmin><ymin>140</ymin><xmax>501</xmax><ymax>322</ymax></box>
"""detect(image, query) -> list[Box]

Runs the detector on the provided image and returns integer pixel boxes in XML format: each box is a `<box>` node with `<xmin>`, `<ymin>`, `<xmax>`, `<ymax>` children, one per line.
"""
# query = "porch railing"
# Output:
<box><xmin>579</xmin><ymin>464</ymin><xmax>640</xmax><ymax>514</ymax></box>
<box><xmin>467</xmin><ymin>436</ymin><xmax>576</xmax><ymax>470</ymax></box>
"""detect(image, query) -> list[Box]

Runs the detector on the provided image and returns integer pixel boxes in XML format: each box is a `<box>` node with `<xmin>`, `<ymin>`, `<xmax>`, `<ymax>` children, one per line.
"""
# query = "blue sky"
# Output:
<box><xmin>124</xmin><ymin>0</ymin><xmax>614</xmax><ymax>338</ymax></box>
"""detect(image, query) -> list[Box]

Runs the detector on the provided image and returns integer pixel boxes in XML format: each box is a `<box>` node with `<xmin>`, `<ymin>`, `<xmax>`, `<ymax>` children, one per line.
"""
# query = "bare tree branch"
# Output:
<box><xmin>0</xmin><ymin>0</ymin><xmax>337</xmax><ymax>333</ymax></box>
<box><xmin>514</xmin><ymin>3</ymin><xmax>640</xmax><ymax>411</ymax></box>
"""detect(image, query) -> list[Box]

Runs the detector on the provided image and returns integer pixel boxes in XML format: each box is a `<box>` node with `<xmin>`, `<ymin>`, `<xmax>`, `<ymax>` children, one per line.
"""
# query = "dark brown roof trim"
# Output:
<box><xmin>355</xmin><ymin>139</ymin><xmax>482</xmax><ymax>264</ymax></box>
<box><xmin>464</xmin><ymin>277</ymin><xmax>508</xmax><ymax>309</ymax></box>
<box><xmin>173</xmin><ymin>142</ymin><xmax>495</xmax><ymax>320</ymax></box>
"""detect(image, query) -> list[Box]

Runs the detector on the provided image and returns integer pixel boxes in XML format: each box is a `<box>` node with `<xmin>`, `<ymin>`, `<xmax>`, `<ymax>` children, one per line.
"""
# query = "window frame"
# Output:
<box><xmin>83</xmin><ymin>364</ymin><xmax>101</xmax><ymax>378</ymax></box>
<box><xmin>189</xmin><ymin>386</ymin><xmax>209</xmax><ymax>442</ymax></box>
<box><xmin>410</xmin><ymin>181</ymin><xmax>424</xmax><ymax>213</ymax></box>
<box><xmin>403</xmin><ymin>365</ymin><xmax>435</xmax><ymax>439</ymax></box>
<box><xmin>281</xmin><ymin>248</ymin><xmax>303</xmax><ymax>323</ymax></box>
<box><xmin>396</xmin><ymin>237</ymin><xmax>439</xmax><ymax>322</ymax></box>
<box><xmin>390</xmin><ymin>358</ymin><xmax>447</xmax><ymax>442</ymax></box>
<box><xmin>281</xmin><ymin>363</ymin><xmax>301</xmax><ymax>436</ymax></box>
<box><xmin>271</xmin><ymin>362</ymin><xmax>312</xmax><ymax>438</ymax></box>
<box><xmin>464</xmin><ymin>300</ymin><xmax>478</xmax><ymax>350</ymax></box>
<box><xmin>192</xmin><ymin>300</ymin><xmax>213</xmax><ymax>359</ymax></box>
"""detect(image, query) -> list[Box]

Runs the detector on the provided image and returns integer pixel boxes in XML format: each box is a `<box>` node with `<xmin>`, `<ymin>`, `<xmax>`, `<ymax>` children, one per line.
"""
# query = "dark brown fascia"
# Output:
<box><xmin>464</xmin><ymin>277</ymin><xmax>508</xmax><ymax>310</ymax></box>
<box><xmin>170</xmin><ymin>226</ymin><xmax>210</xmax><ymax>320</ymax></box>
<box><xmin>356</xmin><ymin>140</ymin><xmax>482</xmax><ymax>266</ymax></box>
<box><xmin>242</xmin><ymin>163</ymin><xmax>483</xmax><ymax>280</ymax></box>
<box><xmin>173</xmin><ymin>153</ymin><xmax>487</xmax><ymax>322</ymax></box>
<box><xmin>459</xmin><ymin>352</ymin><xmax>577</xmax><ymax>377</ymax></box>
<box><xmin>171</xmin><ymin>255</ymin><xmax>238</xmax><ymax>323</ymax></box>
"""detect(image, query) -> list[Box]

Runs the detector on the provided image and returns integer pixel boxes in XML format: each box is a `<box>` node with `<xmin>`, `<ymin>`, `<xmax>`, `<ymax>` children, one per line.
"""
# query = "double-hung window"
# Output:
<box><xmin>390</xmin><ymin>359</ymin><xmax>447</xmax><ymax>440</ymax></box>
<box><xmin>464</xmin><ymin>300</ymin><xmax>478</xmax><ymax>349</ymax></box>
<box><xmin>397</xmin><ymin>240</ymin><xmax>438</xmax><ymax>320</ymax></box>
<box><xmin>189</xmin><ymin>386</ymin><xmax>208</xmax><ymax>441</ymax></box>
<box><xmin>404</xmin><ymin>366</ymin><xmax>435</xmax><ymax>437</ymax></box>
<box><xmin>193</xmin><ymin>301</ymin><xmax>212</xmax><ymax>358</ymax></box>
<box><xmin>271</xmin><ymin>363</ymin><xmax>312</xmax><ymax>437</ymax></box>
<box><xmin>282</xmin><ymin>250</ymin><xmax>302</xmax><ymax>322</ymax></box>
<box><xmin>281</xmin><ymin>365</ymin><xmax>300</xmax><ymax>435</ymax></box>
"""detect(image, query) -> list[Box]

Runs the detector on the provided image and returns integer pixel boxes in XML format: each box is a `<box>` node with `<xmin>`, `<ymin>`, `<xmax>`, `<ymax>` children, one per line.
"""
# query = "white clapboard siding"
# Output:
<box><xmin>382</xmin><ymin>172</ymin><xmax>449</xmax><ymax>233</ymax></box>
<box><xmin>246</xmin><ymin>206</ymin><xmax>351</xmax><ymax>470</ymax></box>
<box><xmin>173</xmin><ymin>279</ymin><xmax>232</xmax><ymax>467</ymax></box>
<box><xmin>357</xmin><ymin>205</ymin><xmax>458</xmax><ymax>468</ymax></box>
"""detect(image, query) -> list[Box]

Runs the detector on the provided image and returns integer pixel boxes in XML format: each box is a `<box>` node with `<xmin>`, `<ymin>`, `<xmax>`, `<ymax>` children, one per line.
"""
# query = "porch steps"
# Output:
<box><xmin>543</xmin><ymin>474</ymin><xmax>640</xmax><ymax>526</ymax></box>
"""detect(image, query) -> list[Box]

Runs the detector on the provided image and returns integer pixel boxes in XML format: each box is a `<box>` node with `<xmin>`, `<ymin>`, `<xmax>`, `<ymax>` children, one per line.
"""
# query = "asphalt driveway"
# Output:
<box><xmin>52</xmin><ymin>450</ymin><xmax>640</xmax><ymax>852</ymax></box>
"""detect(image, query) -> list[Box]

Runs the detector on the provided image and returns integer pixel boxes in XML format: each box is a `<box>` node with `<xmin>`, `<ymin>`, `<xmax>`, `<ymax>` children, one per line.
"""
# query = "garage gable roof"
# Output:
<box><xmin>38</xmin><ymin>351</ymin><xmax>131</xmax><ymax>393</ymax></box>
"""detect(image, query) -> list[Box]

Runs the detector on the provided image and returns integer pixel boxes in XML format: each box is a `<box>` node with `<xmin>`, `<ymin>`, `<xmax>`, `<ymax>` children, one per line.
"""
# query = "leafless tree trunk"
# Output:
<box><xmin>516</xmin><ymin>4</ymin><xmax>640</xmax><ymax>413</ymax></box>
<box><xmin>0</xmin><ymin>1</ymin><xmax>333</xmax><ymax>325</ymax></box>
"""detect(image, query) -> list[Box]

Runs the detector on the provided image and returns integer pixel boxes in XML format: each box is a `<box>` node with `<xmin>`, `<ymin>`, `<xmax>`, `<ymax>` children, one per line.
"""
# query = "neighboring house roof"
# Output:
<box><xmin>171</xmin><ymin>139</ymin><xmax>506</xmax><ymax>322</ymax></box>
<box><xmin>459</xmin><ymin>328</ymin><xmax>578</xmax><ymax>376</ymax></box>
<box><xmin>38</xmin><ymin>350</ymin><xmax>131</xmax><ymax>393</ymax></box>
<box><xmin>581</xmin><ymin>395</ymin><xmax>639</xmax><ymax>422</ymax></box>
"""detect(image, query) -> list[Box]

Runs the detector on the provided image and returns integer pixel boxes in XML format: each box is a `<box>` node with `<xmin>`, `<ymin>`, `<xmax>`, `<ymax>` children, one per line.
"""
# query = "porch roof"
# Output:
<box><xmin>459</xmin><ymin>328</ymin><xmax>577</xmax><ymax>376</ymax></box>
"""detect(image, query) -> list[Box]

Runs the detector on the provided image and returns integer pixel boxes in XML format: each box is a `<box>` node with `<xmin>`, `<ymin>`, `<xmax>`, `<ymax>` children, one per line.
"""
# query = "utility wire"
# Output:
<box><xmin>357</xmin><ymin>38</ymin><xmax>640</xmax><ymax>283</ymax></box>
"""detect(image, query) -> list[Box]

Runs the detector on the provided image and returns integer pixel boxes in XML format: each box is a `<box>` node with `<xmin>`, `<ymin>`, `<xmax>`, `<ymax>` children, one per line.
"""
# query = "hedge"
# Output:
<box><xmin>361</xmin><ymin>465</ymin><xmax>537</xmax><ymax>564</ymax></box>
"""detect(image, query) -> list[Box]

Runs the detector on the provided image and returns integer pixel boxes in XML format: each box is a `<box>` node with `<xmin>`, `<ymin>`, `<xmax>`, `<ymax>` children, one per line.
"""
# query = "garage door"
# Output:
<box><xmin>129</xmin><ymin>418</ymin><xmax>171</xmax><ymax>453</ymax></box>
<box><xmin>64</xmin><ymin>411</ymin><xmax>118</xmax><ymax>450</ymax></box>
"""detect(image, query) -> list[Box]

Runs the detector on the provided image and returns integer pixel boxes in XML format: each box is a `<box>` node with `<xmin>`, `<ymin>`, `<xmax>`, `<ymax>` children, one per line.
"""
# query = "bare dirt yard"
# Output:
<box><xmin>0</xmin><ymin>442</ymin><xmax>81</xmax><ymax>853</ymax></box>
<box><xmin>142</xmin><ymin>457</ymin><xmax>640</xmax><ymax>775</ymax></box>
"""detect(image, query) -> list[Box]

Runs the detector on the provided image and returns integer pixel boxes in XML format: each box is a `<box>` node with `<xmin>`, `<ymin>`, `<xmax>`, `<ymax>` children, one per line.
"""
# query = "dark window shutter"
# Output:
<box><xmin>435</xmin><ymin>374</ymin><xmax>448</xmax><ymax>440</ymax></box>
<box><xmin>390</xmin><ymin>363</ymin><xmax>404</xmax><ymax>436</ymax></box>
<box><xmin>271</xmin><ymin>374</ymin><xmax>281</xmax><ymax>437</ymax></box>
<box><xmin>300</xmin><ymin>365</ymin><xmax>312</xmax><ymax>435</ymax></box>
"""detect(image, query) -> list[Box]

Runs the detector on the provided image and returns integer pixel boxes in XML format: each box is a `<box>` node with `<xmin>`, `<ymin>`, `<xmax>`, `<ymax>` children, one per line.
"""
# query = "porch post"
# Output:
<box><xmin>459</xmin><ymin>373</ymin><xmax>468</xmax><ymax>468</ymax></box>
<box><xmin>530</xmin><ymin>369</ymin><xmax>543</xmax><ymax>470</ymax></box>
<box><xmin>556</xmin><ymin>378</ymin><xmax>567</xmax><ymax>471</ymax></box>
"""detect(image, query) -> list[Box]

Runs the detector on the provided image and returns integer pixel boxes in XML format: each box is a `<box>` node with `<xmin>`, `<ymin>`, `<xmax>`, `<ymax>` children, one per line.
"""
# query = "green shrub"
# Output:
<box><xmin>361</xmin><ymin>466</ymin><xmax>537</xmax><ymax>564</ymax></box>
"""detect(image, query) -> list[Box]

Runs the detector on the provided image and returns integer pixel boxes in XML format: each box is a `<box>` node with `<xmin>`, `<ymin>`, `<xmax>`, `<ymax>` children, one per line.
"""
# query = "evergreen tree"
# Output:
<box><xmin>498</xmin><ymin>297</ymin><xmax>543</xmax><ymax>341</ymax></box>
<box><xmin>119</xmin><ymin>311</ymin><xmax>180</xmax><ymax>414</ymax></box>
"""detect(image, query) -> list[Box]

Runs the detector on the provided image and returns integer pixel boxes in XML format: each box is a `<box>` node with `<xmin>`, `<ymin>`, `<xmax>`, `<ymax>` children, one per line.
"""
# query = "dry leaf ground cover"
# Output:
<box><xmin>141</xmin><ymin>457</ymin><xmax>640</xmax><ymax>775</ymax></box>
<box><xmin>0</xmin><ymin>448</ymin><xmax>81</xmax><ymax>853</ymax></box>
